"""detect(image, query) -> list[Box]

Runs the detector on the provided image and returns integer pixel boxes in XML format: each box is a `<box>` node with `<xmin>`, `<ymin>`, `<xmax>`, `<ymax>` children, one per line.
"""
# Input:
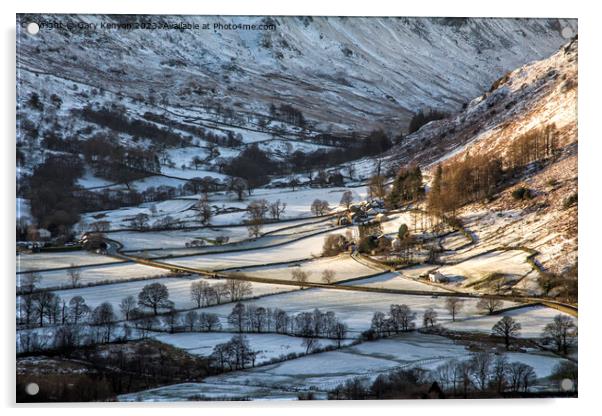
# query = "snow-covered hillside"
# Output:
<box><xmin>378</xmin><ymin>37</ymin><xmax>578</xmax><ymax>277</ymax></box>
<box><xmin>17</xmin><ymin>15</ymin><xmax>575</xmax><ymax>134</ymax></box>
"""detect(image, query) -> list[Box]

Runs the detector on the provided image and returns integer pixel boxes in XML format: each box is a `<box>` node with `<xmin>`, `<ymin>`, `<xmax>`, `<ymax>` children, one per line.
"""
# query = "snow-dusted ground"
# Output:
<box><xmin>347</xmin><ymin>272</ymin><xmax>451</xmax><ymax>292</ymax></box>
<box><xmin>112</xmin><ymin>217</ymin><xmax>330</xmax><ymax>251</ymax></box>
<box><xmin>80</xmin><ymin>198</ymin><xmax>196</xmax><ymax>230</ymax></box>
<box><xmin>77</xmin><ymin>167</ymin><xmax>115</xmax><ymax>189</ymax></box>
<box><xmin>20</xmin><ymin>262</ymin><xmax>170</xmax><ymax>290</ymax></box>
<box><xmin>190</xmin><ymin>287</ymin><xmax>517</xmax><ymax>334</ymax></box>
<box><xmin>120</xmin><ymin>332</ymin><xmax>571</xmax><ymax>401</ymax></box>
<box><xmin>166</xmin><ymin>229</ymin><xmax>350</xmax><ymax>271</ymax></box>
<box><xmin>37</xmin><ymin>276</ymin><xmax>296</xmax><ymax>314</ymax></box>
<box><xmin>119</xmin><ymin>382</ymin><xmax>300</xmax><ymax>402</ymax></box>
<box><xmin>226</xmin><ymin>254</ymin><xmax>380</xmax><ymax>283</ymax></box>
<box><xmin>398</xmin><ymin>264</ymin><xmax>440</xmax><ymax>279</ymax></box>
<box><xmin>437</xmin><ymin>249</ymin><xmax>533</xmax><ymax>287</ymax></box>
<box><xmin>440</xmin><ymin>231</ymin><xmax>471</xmax><ymax>250</ymax></box>
<box><xmin>152</xmin><ymin>332</ymin><xmax>345</xmax><ymax>364</ymax></box>
<box><xmin>80</xmin><ymin>185</ymin><xmax>364</xmax><ymax>231</ymax></box>
<box><xmin>380</xmin><ymin>211</ymin><xmax>429</xmax><ymax>235</ymax></box>
<box><xmin>17</xmin><ymin>251</ymin><xmax>120</xmax><ymax>272</ymax></box>
<box><xmin>446</xmin><ymin>305</ymin><xmax>577</xmax><ymax>338</ymax></box>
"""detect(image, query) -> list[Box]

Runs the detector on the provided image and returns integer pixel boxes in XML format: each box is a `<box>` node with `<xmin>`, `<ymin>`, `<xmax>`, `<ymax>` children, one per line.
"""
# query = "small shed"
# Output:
<box><xmin>428</xmin><ymin>271</ymin><xmax>447</xmax><ymax>283</ymax></box>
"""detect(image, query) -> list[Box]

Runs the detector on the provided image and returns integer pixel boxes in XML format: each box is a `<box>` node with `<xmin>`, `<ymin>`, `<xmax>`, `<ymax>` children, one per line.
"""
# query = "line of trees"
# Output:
<box><xmin>210</xmin><ymin>334</ymin><xmax>258</xmax><ymax>371</ymax></box>
<box><xmin>430</xmin><ymin>352</ymin><xmax>537</xmax><ymax>397</ymax></box>
<box><xmin>506</xmin><ymin>124</ymin><xmax>558</xmax><ymax>169</ymax></box>
<box><xmin>367</xmin><ymin>304</ymin><xmax>417</xmax><ymax>338</ymax></box>
<box><xmin>190</xmin><ymin>279</ymin><xmax>252</xmax><ymax>308</ymax></box>
<box><xmin>427</xmin><ymin>154</ymin><xmax>503</xmax><ymax>216</ymax></box>
<box><xmin>80</xmin><ymin>134</ymin><xmax>161</xmax><ymax>183</ymax></box>
<box><xmin>227</xmin><ymin>303</ymin><xmax>348</xmax><ymax>350</ymax></box>
<box><xmin>427</xmin><ymin>124</ymin><xmax>559</xmax><ymax>217</ymax></box>
<box><xmin>79</xmin><ymin>105</ymin><xmax>188</xmax><ymax>147</ymax></box>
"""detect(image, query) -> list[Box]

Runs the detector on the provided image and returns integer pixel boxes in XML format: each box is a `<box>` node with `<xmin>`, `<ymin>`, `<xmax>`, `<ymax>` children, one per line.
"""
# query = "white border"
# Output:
<box><xmin>2</xmin><ymin>1</ymin><xmax>599</xmax><ymax>415</ymax></box>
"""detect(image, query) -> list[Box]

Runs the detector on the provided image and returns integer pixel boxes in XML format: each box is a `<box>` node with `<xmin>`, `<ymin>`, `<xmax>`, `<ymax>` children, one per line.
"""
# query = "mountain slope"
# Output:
<box><xmin>17</xmin><ymin>15</ymin><xmax>576</xmax><ymax>133</ymax></box>
<box><xmin>380</xmin><ymin>38</ymin><xmax>577</xmax><ymax>284</ymax></box>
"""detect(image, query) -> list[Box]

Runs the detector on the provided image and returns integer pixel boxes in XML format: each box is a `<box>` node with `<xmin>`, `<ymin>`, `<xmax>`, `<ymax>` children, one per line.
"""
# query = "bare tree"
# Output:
<box><xmin>269</xmin><ymin>199</ymin><xmax>287</xmax><ymax>220</ymax></box>
<box><xmin>333</xmin><ymin>322</ymin><xmax>348</xmax><ymax>348</ymax></box>
<box><xmin>322</xmin><ymin>234</ymin><xmax>348</xmax><ymax>256</ymax></box>
<box><xmin>492</xmin><ymin>316</ymin><xmax>522</xmax><ymax>350</ymax></box>
<box><xmin>18</xmin><ymin>295</ymin><xmax>36</xmax><ymax>328</ymax></box>
<box><xmin>507</xmin><ymin>362</ymin><xmax>536</xmax><ymax>392</ymax></box>
<box><xmin>119</xmin><ymin>295</ymin><xmax>137</xmax><ymax>320</ymax></box>
<box><xmin>542</xmin><ymin>314</ymin><xmax>577</xmax><ymax>354</ymax></box>
<box><xmin>183</xmin><ymin>310</ymin><xmax>199</xmax><ymax>331</ymax></box>
<box><xmin>469</xmin><ymin>351</ymin><xmax>493</xmax><ymax>391</ymax></box>
<box><xmin>196</xmin><ymin>193</ymin><xmax>212</xmax><ymax>225</ymax></box>
<box><xmin>68</xmin><ymin>296</ymin><xmax>90</xmax><ymax>324</ymax></box>
<box><xmin>311</xmin><ymin>199</ymin><xmax>330</xmax><ymax>216</ymax></box>
<box><xmin>67</xmin><ymin>265</ymin><xmax>81</xmax><ymax>288</ymax></box>
<box><xmin>422</xmin><ymin>308</ymin><xmax>438</xmax><ymax>328</ymax></box>
<box><xmin>445</xmin><ymin>298</ymin><xmax>464</xmax><ymax>322</ymax></box>
<box><xmin>213</xmin><ymin>282</ymin><xmax>230</xmax><ymax>304</ymax></box>
<box><xmin>20</xmin><ymin>272</ymin><xmax>41</xmax><ymax>294</ymax></box>
<box><xmin>190</xmin><ymin>280</ymin><xmax>211</xmax><ymax>308</ymax></box>
<box><xmin>228</xmin><ymin>177</ymin><xmax>248</xmax><ymax>201</ymax></box>
<box><xmin>370</xmin><ymin>311</ymin><xmax>387</xmax><ymax>337</ymax></box>
<box><xmin>138</xmin><ymin>282</ymin><xmax>173</xmax><ymax>315</ymax></box>
<box><xmin>164</xmin><ymin>309</ymin><xmax>180</xmax><ymax>333</ymax></box>
<box><xmin>199</xmin><ymin>312</ymin><xmax>221</xmax><ymax>331</ymax></box>
<box><xmin>321</xmin><ymin>269</ymin><xmax>336</xmax><ymax>284</ymax></box>
<box><xmin>292</xmin><ymin>269</ymin><xmax>310</xmax><ymax>288</ymax></box>
<box><xmin>340</xmin><ymin>191</ymin><xmax>354</xmax><ymax>209</ymax></box>
<box><xmin>289</xmin><ymin>176</ymin><xmax>300</xmax><ymax>191</ymax></box>
<box><xmin>389</xmin><ymin>304</ymin><xmax>416</xmax><ymax>332</ymax></box>
<box><xmin>302</xmin><ymin>336</ymin><xmax>319</xmax><ymax>354</ymax></box>
<box><xmin>228</xmin><ymin>302</ymin><xmax>247</xmax><ymax>333</ymax></box>
<box><xmin>247</xmin><ymin>220</ymin><xmax>263</xmax><ymax>238</ymax></box>
<box><xmin>32</xmin><ymin>291</ymin><xmax>57</xmax><ymax>327</ymax></box>
<box><xmin>477</xmin><ymin>297</ymin><xmax>503</xmax><ymax>314</ymax></box>
<box><xmin>91</xmin><ymin>302</ymin><xmax>117</xmax><ymax>343</ymax></box>
<box><xmin>226</xmin><ymin>280</ymin><xmax>253</xmax><ymax>301</ymax></box>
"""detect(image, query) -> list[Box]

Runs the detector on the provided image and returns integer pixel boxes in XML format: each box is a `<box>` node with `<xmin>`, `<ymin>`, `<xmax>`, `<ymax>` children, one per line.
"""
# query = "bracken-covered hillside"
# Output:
<box><xmin>381</xmin><ymin>38</ymin><xmax>577</xmax><ymax>285</ymax></box>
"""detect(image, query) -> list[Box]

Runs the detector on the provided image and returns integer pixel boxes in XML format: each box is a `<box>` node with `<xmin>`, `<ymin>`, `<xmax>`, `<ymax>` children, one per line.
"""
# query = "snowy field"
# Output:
<box><xmin>81</xmin><ymin>184</ymin><xmax>365</xmax><ymax>231</ymax></box>
<box><xmin>446</xmin><ymin>305</ymin><xmax>577</xmax><ymax>338</ymax></box>
<box><xmin>440</xmin><ymin>231</ymin><xmax>471</xmax><ymax>250</ymax></box>
<box><xmin>17</xmin><ymin>251</ymin><xmax>120</xmax><ymax>272</ymax></box>
<box><xmin>112</xmin><ymin>217</ymin><xmax>331</xmax><ymax>251</ymax></box>
<box><xmin>20</xmin><ymin>262</ymin><xmax>170</xmax><ymax>290</ymax></box>
<box><xmin>80</xmin><ymin>198</ymin><xmax>196</xmax><ymax>230</ymax></box>
<box><xmin>347</xmin><ymin>272</ymin><xmax>452</xmax><ymax>292</ymax></box>
<box><xmin>191</xmin><ymin>185</ymin><xmax>369</xmax><ymax>219</ymax></box>
<box><xmin>398</xmin><ymin>264</ymin><xmax>439</xmax><ymax>279</ymax></box>
<box><xmin>437</xmin><ymin>249</ymin><xmax>533</xmax><ymax>287</ymax></box>
<box><xmin>191</xmin><ymin>287</ymin><xmax>517</xmax><ymax>334</ymax></box>
<box><xmin>39</xmin><ymin>276</ymin><xmax>297</xmax><ymax>314</ymax></box>
<box><xmin>380</xmin><ymin>211</ymin><xmax>428</xmax><ymax>235</ymax></box>
<box><xmin>152</xmin><ymin>332</ymin><xmax>345</xmax><ymax>364</ymax></box>
<box><xmin>166</xmin><ymin>229</ymin><xmax>350</xmax><ymax>271</ymax></box>
<box><xmin>121</xmin><ymin>332</ymin><xmax>571</xmax><ymax>401</ymax></box>
<box><xmin>226</xmin><ymin>254</ymin><xmax>381</xmax><ymax>283</ymax></box>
